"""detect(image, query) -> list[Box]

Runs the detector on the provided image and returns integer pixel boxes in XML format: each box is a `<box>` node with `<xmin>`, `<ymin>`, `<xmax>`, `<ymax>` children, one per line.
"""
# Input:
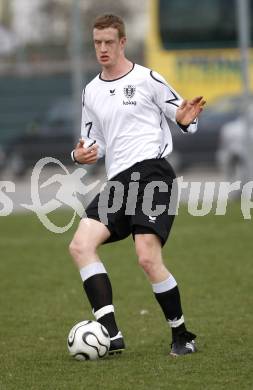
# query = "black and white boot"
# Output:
<box><xmin>109</xmin><ymin>331</ymin><xmax>125</xmax><ymax>355</ymax></box>
<box><xmin>170</xmin><ymin>331</ymin><xmax>197</xmax><ymax>356</ymax></box>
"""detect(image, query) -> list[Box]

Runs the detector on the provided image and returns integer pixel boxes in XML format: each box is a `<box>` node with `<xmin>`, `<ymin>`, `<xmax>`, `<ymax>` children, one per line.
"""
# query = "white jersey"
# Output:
<box><xmin>81</xmin><ymin>63</ymin><xmax>198</xmax><ymax>179</ymax></box>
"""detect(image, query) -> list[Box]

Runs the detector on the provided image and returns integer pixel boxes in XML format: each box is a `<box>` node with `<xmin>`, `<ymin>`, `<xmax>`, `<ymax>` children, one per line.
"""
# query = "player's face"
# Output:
<box><xmin>93</xmin><ymin>28</ymin><xmax>126</xmax><ymax>68</ymax></box>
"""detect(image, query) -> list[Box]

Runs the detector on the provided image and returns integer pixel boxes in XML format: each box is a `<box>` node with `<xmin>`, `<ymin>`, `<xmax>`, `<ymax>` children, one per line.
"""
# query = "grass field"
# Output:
<box><xmin>0</xmin><ymin>204</ymin><xmax>252</xmax><ymax>390</ymax></box>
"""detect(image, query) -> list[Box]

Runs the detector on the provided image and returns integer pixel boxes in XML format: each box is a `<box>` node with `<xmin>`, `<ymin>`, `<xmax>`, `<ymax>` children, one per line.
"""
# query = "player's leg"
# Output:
<box><xmin>134</xmin><ymin>232</ymin><xmax>196</xmax><ymax>356</ymax></box>
<box><xmin>69</xmin><ymin>218</ymin><xmax>124</xmax><ymax>353</ymax></box>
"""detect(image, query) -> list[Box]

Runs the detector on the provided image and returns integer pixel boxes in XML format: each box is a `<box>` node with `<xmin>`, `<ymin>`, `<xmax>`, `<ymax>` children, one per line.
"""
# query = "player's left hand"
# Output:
<box><xmin>176</xmin><ymin>96</ymin><xmax>206</xmax><ymax>126</ymax></box>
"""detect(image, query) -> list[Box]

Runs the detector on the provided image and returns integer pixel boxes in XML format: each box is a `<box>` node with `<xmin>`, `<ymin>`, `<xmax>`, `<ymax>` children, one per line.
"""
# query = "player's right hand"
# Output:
<box><xmin>73</xmin><ymin>139</ymin><xmax>98</xmax><ymax>164</ymax></box>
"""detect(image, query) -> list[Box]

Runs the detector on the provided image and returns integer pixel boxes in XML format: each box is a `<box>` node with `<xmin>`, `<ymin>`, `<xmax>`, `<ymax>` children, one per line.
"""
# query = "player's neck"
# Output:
<box><xmin>101</xmin><ymin>59</ymin><xmax>133</xmax><ymax>81</ymax></box>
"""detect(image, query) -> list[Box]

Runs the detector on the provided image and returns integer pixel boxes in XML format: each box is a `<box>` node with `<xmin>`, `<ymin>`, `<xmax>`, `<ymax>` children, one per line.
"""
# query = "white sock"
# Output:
<box><xmin>79</xmin><ymin>261</ymin><xmax>106</xmax><ymax>282</ymax></box>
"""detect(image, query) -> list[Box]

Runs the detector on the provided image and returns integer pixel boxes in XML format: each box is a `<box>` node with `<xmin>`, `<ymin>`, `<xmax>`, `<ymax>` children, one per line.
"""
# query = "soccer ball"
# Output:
<box><xmin>67</xmin><ymin>320</ymin><xmax>110</xmax><ymax>361</ymax></box>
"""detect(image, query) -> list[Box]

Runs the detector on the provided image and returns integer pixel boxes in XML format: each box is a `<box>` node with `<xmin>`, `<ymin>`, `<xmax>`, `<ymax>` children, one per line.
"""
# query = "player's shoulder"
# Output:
<box><xmin>81</xmin><ymin>74</ymin><xmax>101</xmax><ymax>106</ymax></box>
<box><xmin>150</xmin><ymin>69</ymin><xmax>167</xmax><ymax>85</ymax></box>
<box><xmin>134</xmin><ymin>63</ymin><xmax>151</xmax><ymax>75</ymax></box>
<box><xmin>84</xmin><ymin>74</ymin><xmax>100</xmax><ymax>94</ymax></box>
<box><xmin>134</xmin><ymin>64</ymin><xmax>167</xmax><ymax>85</ymax></box>
<box><xmin>134</xmin><ymin>63</ymin><xmax>153</xmax><ymax>79</ymax></box>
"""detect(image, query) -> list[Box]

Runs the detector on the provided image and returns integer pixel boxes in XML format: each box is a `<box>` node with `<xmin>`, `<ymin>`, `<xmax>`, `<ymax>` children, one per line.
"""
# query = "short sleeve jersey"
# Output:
<box><xmin>81</xmin><ymin>63</ymin><xmax>198</xmax><ymax>179</ymax></box>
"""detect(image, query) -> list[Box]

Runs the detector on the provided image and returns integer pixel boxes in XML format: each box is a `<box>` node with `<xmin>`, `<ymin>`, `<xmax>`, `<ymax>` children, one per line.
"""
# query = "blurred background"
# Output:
<box><xmin>0</xmin><ymin>0</ymin><xmax>252</xmax><ymax>211</ymax></box>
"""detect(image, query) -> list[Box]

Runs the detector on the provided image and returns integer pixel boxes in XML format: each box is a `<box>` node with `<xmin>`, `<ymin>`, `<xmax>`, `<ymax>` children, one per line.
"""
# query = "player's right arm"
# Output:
<box><xmin>71</xmin><ymin>88</ymin><xmax>106</xmax><ymax>165</ymax></box>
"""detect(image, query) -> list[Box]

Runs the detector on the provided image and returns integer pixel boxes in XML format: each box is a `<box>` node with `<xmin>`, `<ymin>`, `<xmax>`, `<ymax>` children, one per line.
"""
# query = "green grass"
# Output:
<box><xmin>0</xmin><ymin>204</ymin><xmax>252</xmax><ymax>390</ymax></box>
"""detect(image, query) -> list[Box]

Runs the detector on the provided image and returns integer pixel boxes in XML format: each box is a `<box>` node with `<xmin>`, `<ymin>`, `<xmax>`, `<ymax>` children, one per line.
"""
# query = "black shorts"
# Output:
<box><xmin>84</xmin><ymin>158</ymin><xmax>177</xmax><ymax>246</ymax></box>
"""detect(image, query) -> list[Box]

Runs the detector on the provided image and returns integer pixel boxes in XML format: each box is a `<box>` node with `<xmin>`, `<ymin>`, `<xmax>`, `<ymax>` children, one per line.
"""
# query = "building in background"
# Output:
<box><xmin>0</xmin><ymin>0</ymin><xmax>148</xmax><ymax>69</ymax></box>
<box><xmin>146</xmin><ymin>0</ymin><xmax>253</xmax><ymax>103</ymax></box>
<box><xmin>0</xmin><ymin>0</ymin><xmax>17</xmax><ymax>55</ymax></box>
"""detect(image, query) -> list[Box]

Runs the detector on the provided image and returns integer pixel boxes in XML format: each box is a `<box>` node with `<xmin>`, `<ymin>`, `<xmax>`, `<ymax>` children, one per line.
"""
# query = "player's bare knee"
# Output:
<box><xmin>69</xmin><ymin>239</ymin><xmax>78</xmax><ymax>259</ymax></box>
<box><xmin>69</xmin><ymin>237</ymin><xmax>96</xmax><ymax>265</ymax></box>
<box><xmin>137</xmin><ymin>253</ymin><xmax>157</xmax><ymax>276</ymax></box>
<box><xmin>135</xmin><ymin>235</ymin><xmax>163</xmax><ymax>276</ymax></box>
<box><xmin>69</xmin><ymin>238</ymin><xmax>81</xmax><ymax>263</ymax></box>
<box><xmin>137</xmin><ymin>245</ymin><xmax>156</xmax><ymax>274</ymax></box>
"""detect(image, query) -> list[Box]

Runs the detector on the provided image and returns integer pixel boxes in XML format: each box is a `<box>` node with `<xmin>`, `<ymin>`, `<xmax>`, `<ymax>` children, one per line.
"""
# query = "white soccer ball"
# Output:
<box><xmin>67</xmin><ymin>320</ymin><xmax>110</xmax><ymax>361</ymax></box>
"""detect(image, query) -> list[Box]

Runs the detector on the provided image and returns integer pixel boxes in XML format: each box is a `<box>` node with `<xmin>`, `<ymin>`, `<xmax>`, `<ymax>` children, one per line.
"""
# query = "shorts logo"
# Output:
<box><xmin>123</xmin><ymin>85</ymin><xmax>136</xmax><ymax>99</ymax></box>
<box><xmin>148</xmin><ymin>215</ymin><xmax>157</xmax><ymax>223</ymax></box>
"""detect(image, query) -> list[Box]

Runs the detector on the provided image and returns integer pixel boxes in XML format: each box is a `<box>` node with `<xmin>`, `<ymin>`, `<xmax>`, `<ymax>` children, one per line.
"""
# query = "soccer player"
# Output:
<box><xmin>69</xmin><ymin>14</ymin><xmax>205</xmax><ymax>356</ymax></box>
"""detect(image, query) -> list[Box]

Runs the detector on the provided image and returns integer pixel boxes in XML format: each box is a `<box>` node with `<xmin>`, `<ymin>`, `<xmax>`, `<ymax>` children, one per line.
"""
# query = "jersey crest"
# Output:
<box><xmin>123</xmin><ymin>85</ymin><xmax>136</xmax><ymax>99</ymax></box>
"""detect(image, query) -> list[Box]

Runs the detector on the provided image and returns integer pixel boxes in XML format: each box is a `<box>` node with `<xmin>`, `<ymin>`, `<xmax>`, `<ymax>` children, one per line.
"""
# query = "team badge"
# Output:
<box><xmin>123</xmin><ymin>85</ymin><xmax>136</xmax><ymax>99</ymax></box>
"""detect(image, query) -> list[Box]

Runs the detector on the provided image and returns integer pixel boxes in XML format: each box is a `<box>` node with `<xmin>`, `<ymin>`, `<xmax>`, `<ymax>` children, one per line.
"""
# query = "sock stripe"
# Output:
<box><xmin>152</xmin><ymin>275</ymin><xmax>177</xmax><ymax>294</ymax></box>
<box><xmin>80</xmin><ymin>262</ymin><xmax>106</xmax><ymax>282</ymax></box>
<box><xmin>93</xmin><ymin>305</ymin><xmax>115</xmax><ymax>320</ymax></box>
<box><xmin>168</xmin><ymin>315</ymin><xmax>185</xmax><ymax>328</ymax></box>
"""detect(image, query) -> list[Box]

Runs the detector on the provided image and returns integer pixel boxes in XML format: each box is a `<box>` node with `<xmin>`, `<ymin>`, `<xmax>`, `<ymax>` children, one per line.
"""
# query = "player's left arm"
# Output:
<box><xmin>149</xmin><ymin>70</ymin><xmax>205</xmax><ymax>133</ymax></box>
